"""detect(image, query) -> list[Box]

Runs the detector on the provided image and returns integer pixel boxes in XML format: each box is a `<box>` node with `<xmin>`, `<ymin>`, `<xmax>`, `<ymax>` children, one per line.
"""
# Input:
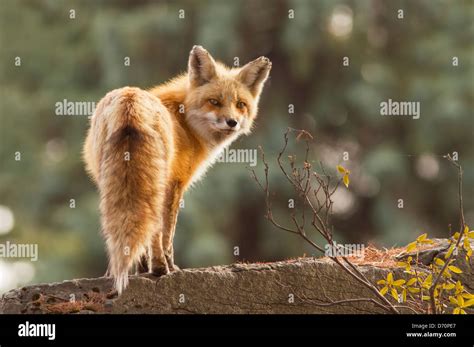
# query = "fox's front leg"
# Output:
<box><xmin>150</xmin><ymin>182</ymin><xmax>183</xmax><ymax>275</ymax></box>
<box><xmin>150</xmin><ymin>231</ymin><xmax>169</xmax><ymax>275</ymax></box>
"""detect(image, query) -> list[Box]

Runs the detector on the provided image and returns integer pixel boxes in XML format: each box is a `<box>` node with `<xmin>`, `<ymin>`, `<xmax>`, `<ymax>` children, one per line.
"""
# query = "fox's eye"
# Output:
<box><xmin>236</xmin><ymin>101</ymin><xmax>246</xmax><ymax>109</ymax></box>
<box><xmin>208</xmin><ymin>99</ymin><xmax>220</xmax><ymax>106</ymax></box>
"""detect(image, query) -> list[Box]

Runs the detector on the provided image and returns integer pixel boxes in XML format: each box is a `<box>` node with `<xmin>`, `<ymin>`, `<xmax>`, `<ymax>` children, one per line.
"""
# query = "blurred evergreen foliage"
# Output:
<box><xmin>0</xmin><ymin>0</ymin><xmax>472</xmax><ymax>290</ymax></box>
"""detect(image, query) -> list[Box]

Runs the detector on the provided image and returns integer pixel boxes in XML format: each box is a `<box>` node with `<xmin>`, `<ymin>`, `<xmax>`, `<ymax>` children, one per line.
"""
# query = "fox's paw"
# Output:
<box><xmin>151</xmin><ymin>265</ymin><xmax>170</xmax><ymax>277</ymax></box>
<box><xmin>151</xmin><ymin>256</ymin><xmax>170</xmax><ymax>276</ymax></box>
<box><xmin>170</xmin><ymin>264</ymin><xmax>180</xmax><ymax>272</ymax></box>
<box><xmin>165</xmin><ymin>254</ymin><xmax>180</xmax><ymax>272</ymax></box>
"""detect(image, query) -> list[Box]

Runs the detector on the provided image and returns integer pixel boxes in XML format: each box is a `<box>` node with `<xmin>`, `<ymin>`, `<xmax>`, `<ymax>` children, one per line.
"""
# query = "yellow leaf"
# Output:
<box><xmin>380</xmin><ymin>286</ymin><xmax>388</xmax><ymax>296</ymax></box>
<box><xmin>453</xmin><ymin>307</ymin><xmax>460</xmax><ymax>314</ymax></box>
<box><xmin>343</xmin><ymin>174</ymin><xmax>349</xmax><ymax>188</ymax></box>
<box><xmin>402</xmin><ymin>289</ymin><xmax>407</xmax><ymax>303</ymax></box>
<box><xmin>460</xmin><ymin>309</ymin><xmax>467</xmax><ymax>314</ymax></box>
<box><xmin>422</xmin><ymin>295</ymin><xmax>431</xmax><ymax>301</ymax></box>
<box><xmin>464</xmin><ymin>299</ymin><xmax>474</xmax><ymax>308</ymax></box>
<box><xmin>464</xmin><ymin>237</ymin><xmax>471</xmax><ymax>249</ymax></box>
<box><xmin>462</xmin><ymin>293</ymin><xmax>474</xmax><ymax>299</ymax></box>
<box><xmin>377</xmin><ymin>279</ymin><xmax>386</xmax><ymax>285</ymax></box>
<box><xmin>448</xmin><ymin>265</ymin><xmax>463</xmax><ymax>274</ymax></box>
<box><xmin>337</xmin><ymin>165</ymin><xmax>347</xmax><ymax>174</ymax></box>
<box><xmin>443</xmin><ymin>283</ymin><xmax>455</xmax><ymax>290</ymax></box>
<box><xmin>468</xmin><ymin>231</ymin><xmax>474</xmax><ymax>239</ymax></box>
<box><xmin>417</xmin><ymin>233</ymin><xmax>428</xmax><ymax>242</ymax></box>
<box><xmin>391</xmin><ymin>288</ymin><xmax>399</xmax><ymax>301</ymax></box>
<box><xmin>393</xmin><ymin>279</ymin><xmax>406</xmax><ymax>287</ymax></box>
<box><xmin>407</xmin><ymin>278</ymin><xmax>417</xmax><ymax>286</ymax></box>
<box><xmin>463</xmin><ymin>225</ymin><xmax>469</xmax><ymax>235</ymax></box>
<box><xmin>457</xmin><ymin>295</ymin><xmax>464</xmax><ymax>307</ymax></box>
<box><xmin>408</xmin><ymin>287</ymin><xmax>420</xmax><ymax>293</ymax></box>
<box><xmin>453</xmin><ymin>232</ymin><xmax>460</xmax><ymax>240</ymax></box>
<box><xmin>445</xmin><ymin>244</ymin><xmax>455</xmax><ymax>259</ymax></box>
<box><xmin>423</xmin><ymin>274</ymin><xmax>433</xmax><ymax>287</ymax></box>
<box><xmin>449</xmin><ymin>296</ymin><xmax>458</xmax><ymax>305</ymax></box>
<box><xmin>406</xmin><ymin>241</ymin><xmax>417</xmax><ymax>252</ymax></box>
<box><xmin>441</xmin><ymin>269</ymin><xmax>452</xmax><ymax>278</ymax></box>
<box><xmin>435</xmin><ymin>258</ymin><xmax>445</xmax><ymax>266</ymax></box>
<box><xmin>387</xmin><ymin>272</ymin><xmax>393</xmax><ymax>284</ymax></box>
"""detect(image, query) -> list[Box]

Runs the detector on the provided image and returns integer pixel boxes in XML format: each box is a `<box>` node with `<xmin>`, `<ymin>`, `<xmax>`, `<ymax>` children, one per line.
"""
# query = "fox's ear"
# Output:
<box><xmin>188</xmin><ymin>45</ymin><xmax>217</xmax><ymax>87</ymax></box>
<box><xmin>238</xmin><ymin>56</ymin><xmax>272</xmax><ymax>96</ymax></box>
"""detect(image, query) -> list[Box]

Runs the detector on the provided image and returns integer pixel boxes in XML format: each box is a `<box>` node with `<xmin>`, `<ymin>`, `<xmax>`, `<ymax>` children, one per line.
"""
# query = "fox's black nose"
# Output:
<box><xmin>226</xmin><ymin>119</ymin><xmax>238</xmax><ymax>128</ymax></box>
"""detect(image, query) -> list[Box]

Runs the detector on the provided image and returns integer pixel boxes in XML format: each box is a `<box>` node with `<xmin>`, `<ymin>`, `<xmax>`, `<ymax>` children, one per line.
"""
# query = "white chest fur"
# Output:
<box><xmin>188</xmin><ymin>136</ymin><xmax>237</xmax><ymax>187</ymax></box>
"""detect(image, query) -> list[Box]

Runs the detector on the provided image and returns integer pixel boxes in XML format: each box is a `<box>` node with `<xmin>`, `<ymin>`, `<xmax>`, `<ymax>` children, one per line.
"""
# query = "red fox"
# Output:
<box><xmin>83</xmin><ymin>46</ymin><xmax>271</xmax><ymax>294</ymax></box>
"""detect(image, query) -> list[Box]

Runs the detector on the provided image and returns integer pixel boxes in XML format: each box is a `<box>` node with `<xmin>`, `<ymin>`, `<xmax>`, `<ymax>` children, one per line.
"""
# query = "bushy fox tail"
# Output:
<box><xmin>85</xmin><ymin>87</ymin><xmax>172</xmax><ymax>294</ymax></box>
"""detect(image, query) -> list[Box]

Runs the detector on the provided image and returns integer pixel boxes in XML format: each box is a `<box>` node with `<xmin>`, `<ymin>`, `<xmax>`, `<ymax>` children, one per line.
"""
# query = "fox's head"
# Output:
<box><xmin>185</xmin><ymin>45</ymin><xmax>271</xmax><ymax>146</ymax></box>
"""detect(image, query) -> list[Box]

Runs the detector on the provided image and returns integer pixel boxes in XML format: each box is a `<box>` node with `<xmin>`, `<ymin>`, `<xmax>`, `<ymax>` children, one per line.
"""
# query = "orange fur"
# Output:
<box><xmin>83</xmin><ymin>46</ymin><xmax>271</xmax><ymax>294</ymax></box>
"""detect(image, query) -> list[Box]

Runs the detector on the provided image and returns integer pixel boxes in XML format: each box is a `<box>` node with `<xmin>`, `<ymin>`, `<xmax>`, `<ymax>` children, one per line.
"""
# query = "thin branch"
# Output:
<box><xmin>429</xmin><ymin>154</ymin><xmax>466</xmax><ymax>314</ymax></box>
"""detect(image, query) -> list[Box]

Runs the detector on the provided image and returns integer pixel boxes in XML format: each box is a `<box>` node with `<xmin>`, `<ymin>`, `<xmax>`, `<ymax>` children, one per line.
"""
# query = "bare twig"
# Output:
<box><xmin>251</xmin><ymin>128</ymin><xmax>402</xmax><ymax>314</ymax></box>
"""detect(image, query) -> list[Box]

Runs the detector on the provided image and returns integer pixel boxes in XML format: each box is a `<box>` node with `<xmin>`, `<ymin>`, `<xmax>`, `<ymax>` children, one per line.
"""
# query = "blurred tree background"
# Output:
<box><xmin>0</xmin><ymin>0</ymin><xmax>472</xmax><ymax>293</ymax></box>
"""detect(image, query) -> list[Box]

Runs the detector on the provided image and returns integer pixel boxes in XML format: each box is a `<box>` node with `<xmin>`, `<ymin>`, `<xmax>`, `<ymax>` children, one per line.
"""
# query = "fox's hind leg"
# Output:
<box><xmin>162</xmin><ymin>182</ymin><xmax>184</xmax><ymax>272</ymax></box>
<box><xmin>150</xmin><ymin>181</ymin><xmax>183</xmax><ymax>275</ymax></box>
